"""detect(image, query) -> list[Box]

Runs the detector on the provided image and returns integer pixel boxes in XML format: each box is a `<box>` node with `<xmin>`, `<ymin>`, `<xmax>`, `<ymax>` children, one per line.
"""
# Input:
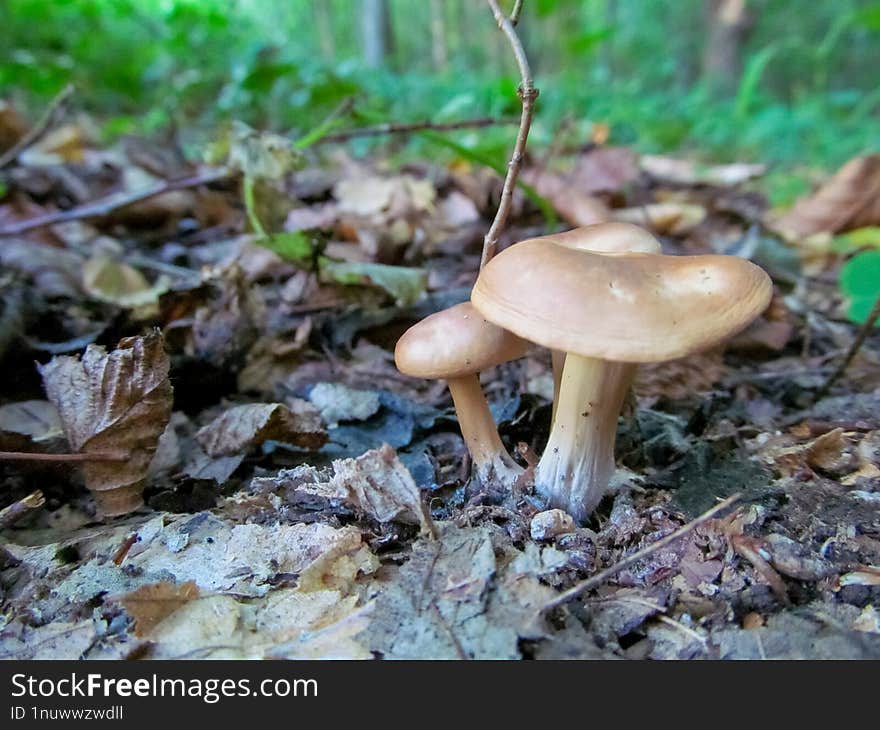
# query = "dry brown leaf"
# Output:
<box><xmin>520</xmin><ymin>168</ymin><xmax>610</xmax><ymax>226</ymax></box>
<box><xmin>82</xmin><ymin>254</ymin><xmax>169</xmax><ymax>308</ymax></box>
<box><xmin>635</xmin><ymin>350</ymin><xmax>726</xmax><ymax>401</ymax></box>
<box><xmin>569</xmin><ymin>146</ymin><xmax>641</xmax><ymax>193</ymax></box>
<box><xmin>39</xmin><ymin>331</ymin><xmax>173</xmax><ymax>516</ymax></box>
<box><xmin>771</xmin><ymin>155</ymin><xmax>880</xmax><ymax>237</ymax></box>
<box><xmin>330</xmin><ymin>443</ymin><xmax>433</xmax><ymax>532</ymax></box>
<box><xmin>117</xmin><ymin>580</ymin><xmax>200</xmax><ymax>637</ymax></box>
<box><xmin>0</xmin><ymin>99</ymin><xmax>27</xmax><ymax>153</ymax></box>
<box><xmin>195</xmin><ymin>402</ymin><xmax>327</xmax><ymax>457</ymax></box>
<box><xmin>805</xmin><ymin>428</ymin><xmax>858</xmax><ymax>477</ymax></box>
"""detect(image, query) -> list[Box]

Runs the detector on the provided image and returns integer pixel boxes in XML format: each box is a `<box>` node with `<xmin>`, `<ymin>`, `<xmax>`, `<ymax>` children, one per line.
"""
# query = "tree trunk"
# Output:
<box><xmin>701</xmin><ymin>0</ymin><xmax>754</xmax><ymax>93</ymax></box>
<box><xmin>313</xmin><ymin>0</ymin><xmax>335</xmax><ymax>61</ymax></box>
<box><xmin>360</xmin><ymin>0</ymin><xmax>391</xmax><ymax>69</ymax></box>
<box><xmin>429</xmin><ymin>0</ymin><xmax>448</xmax><ymax>72</ymax></box>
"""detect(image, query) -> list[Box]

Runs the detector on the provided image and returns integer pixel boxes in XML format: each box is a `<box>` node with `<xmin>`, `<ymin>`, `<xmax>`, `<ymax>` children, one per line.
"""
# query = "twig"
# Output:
<box><xmin>510</xmin><ymin>0</ymin><xmax>525</xmax><ymax>25</ymax></box>
<box><xmin>0</xmin><ymin>451</ymin><xmax>128</xmax><ymax>463</ymax></box>
<box><xmin>0</xmin><ymin>490</ymin><xmax>45</xmax><ymax>530</ymax></box>
<box><xmin>0</xmin><ymin>168</ymin><xmax>231</xmax><ymax>237</ymax></box>
<box><xmin>816</xmin><ymin>292</ymin><xmax>880</xmax><ymax>398</ymax></box>
<box><xmin>481</xmin><ymin>0</ymin><xmax>539</xmax><ymax>270</ymax></box>
<box><xmin>0</xmin><ymin>84</ymin><xmax>75</xmax><ymax>169</ymax></box>
<box><xmin>538</xmin><ymin>493</ymin><xmax>741</xmax><ymax>614</ymax></box>
<box><xmin>315</xmin><ymin>116</ymin><xmax>508</xmax><ymax>144</ymax></box>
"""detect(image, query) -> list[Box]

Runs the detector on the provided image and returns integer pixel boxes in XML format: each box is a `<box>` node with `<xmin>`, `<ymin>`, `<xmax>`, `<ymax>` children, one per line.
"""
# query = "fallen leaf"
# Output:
<box><xmin>330</xmin><ymin>443</ymin><xmax>433</xmax><ymax>532</ymax></box>
<box><xmin>308</xmin><ymin>382</ymin><xmax>380</xmax><ymax>428</ymax></box>
<box><xmin>116</xmin><ymin>580</ymin><xmax>200</xmax><ymax>637</ymax></box>
<box><xmin>82</xmin><ymin>254</ymin><xmax>169</xmax><ymax>308</ymax></box>
<box><xmin>612</xmin><ymin>203</ymin><xmax>706</xmax><ymax>235</ymax></box>
<box><xmin>641</xmin><ymin>155</ymin><xmax>765</xmax><ymax>187</ymax></box>
<box><xmin>195</xmin><ymin>402</ymin><xmax>327</xmax><ymax>457</ymax></box>
<box><xmin>319</xmin><ymin>257</ymin><xmax>427</xmax><ymax>306</ymax></box>
<box><xmin>39</xmin><ymin>331</ymin><xmax>173</xmax><ymax>516</ymax></box>
<box><xmin>0</xmin><ymin>400</ymin><xmax>63</xmax><ymax>442</ymax></box>
<box><xmin>771</xmin><ymin>155</ymin><xmax>880</xmax><ymax>237</ymax></box>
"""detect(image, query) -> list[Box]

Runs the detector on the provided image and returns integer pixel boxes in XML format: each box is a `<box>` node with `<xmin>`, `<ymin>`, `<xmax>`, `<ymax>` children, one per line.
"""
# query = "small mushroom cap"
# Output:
<box><xmin>546</xmin><ymin>222</ymin><xmax>663</xmax><ymax>255</ymax></box>
<box><xmin>471</xmin><ymin>237</ymin><xmax>773</xmax><ymax>363</ymax></box>
<box><xmin>395</xmin><ymin>302</ymin><xmax>529</xmax><ymax>379</ymax></box>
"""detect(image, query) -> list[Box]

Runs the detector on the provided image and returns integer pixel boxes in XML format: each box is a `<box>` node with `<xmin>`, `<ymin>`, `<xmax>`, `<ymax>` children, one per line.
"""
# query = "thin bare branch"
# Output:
<box><xmin>817</xmin><ymin>292</ymin><xmax>880</xmax><ymax>398</ymax></box>
<box><xmin>0</xmin><ymin>84</ymin><xmax>75</xmax><ymax>169</ymax></box>
<box><xmin>316</xmin><ymin>116</ymin><xmax>510</xmax><ymax>144</ymax></box>
<box><xmin>481</xmin><ymin>0</ymin><xmax>539</xmax><ymax>270</ymax></box>
<box><xmin>510</xmin><ymin>0</ymin><xmax>525</xmax><ymax>25</ymax></box>
<box><xmin>538</xmin><ymin>493</ymin><xmax>741</xmax><ymax>615</ymax></box>
<box><xmin>0</xmin><ymin>451</ymin><xmax>128</xmax><ymax>463</ymax></box>
<box><xmin>0</xmin><ymin>168</ymin><xmax>230</xmax><ymax>237</ymax></box>
<box><xmin>0</xmin><ymin>491</ymin><xmax>44</xmax><ymax>530</ymax></box>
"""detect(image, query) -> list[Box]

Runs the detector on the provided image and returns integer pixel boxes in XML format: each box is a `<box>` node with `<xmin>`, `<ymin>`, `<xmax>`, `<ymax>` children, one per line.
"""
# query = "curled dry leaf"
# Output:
<box><xmin>771</xmin><ymin>155</ymin><xmax>880</xmax><ymax>237</ymax></box>
<box><xmin>195</xmin><ymin>402</ymin><xmax>327</xmax><ymax>457</ymax></box>
<box><xmin>39</xmin><ymin>331</ymin><xmax>173</xmax><ymax>517</ymax></box>
<box><xmin>116</xmin><ymin>580</ymin><xmax>200</xmax><ymax>638</ymax></box>
<box><xmin>330</xmin><ymin>443</ymin><xmax>433</xmax><ymax>533</ymax></box>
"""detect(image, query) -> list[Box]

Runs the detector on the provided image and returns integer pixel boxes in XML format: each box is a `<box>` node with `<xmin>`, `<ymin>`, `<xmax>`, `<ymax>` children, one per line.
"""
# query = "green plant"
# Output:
<box><xmin>839</xmin><ymin>250</ymin><xmax>880</xmax><ymax>324</ymax></box>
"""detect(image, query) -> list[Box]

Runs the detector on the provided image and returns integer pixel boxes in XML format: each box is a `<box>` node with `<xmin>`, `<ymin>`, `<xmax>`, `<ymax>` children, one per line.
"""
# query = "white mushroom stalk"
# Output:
<box><xmin>394</xmin><ymin>302</ymin><xmax>528</xmax><ymax>489</ymax></box>
<box><xmin>471</xmin><ymin>223</ymin><xmax>773</xmax><ymax>523</ymax></box>
<box><xmin>535</xmin><ymin>355</ymin><xmax>635</xmax><ymax>523</ymax></box>
<box><xmin>447</xmin><ymin>375</ymin><xmax>523</xmax><ymax>485</ymax></box>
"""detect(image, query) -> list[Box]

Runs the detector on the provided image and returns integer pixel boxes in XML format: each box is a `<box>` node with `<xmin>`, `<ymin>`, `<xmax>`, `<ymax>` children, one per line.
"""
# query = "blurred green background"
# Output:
<box><xmin>2</xmin><ymin>0</ymin><xmax>878</xmax><ymax>200</ymax></box>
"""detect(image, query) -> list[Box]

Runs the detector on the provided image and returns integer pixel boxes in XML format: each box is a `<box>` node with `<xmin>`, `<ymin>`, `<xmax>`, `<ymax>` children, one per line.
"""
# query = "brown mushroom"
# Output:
<box><xmin>471</xmin><ymin>225</ymin><xmax>773</xmax><ymax>521</ymax></box>
<box><xmin>395</xmin><ymin>302</ymin><xmax>528</xmax><ymax>486</ymax></box>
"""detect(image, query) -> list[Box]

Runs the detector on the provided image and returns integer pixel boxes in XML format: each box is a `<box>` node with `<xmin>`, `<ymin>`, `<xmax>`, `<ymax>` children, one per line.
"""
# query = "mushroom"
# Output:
<box><xmin>395</xmin><ymin>302</ymin><xmax>528</xmax><ymax>486</ymax></box>
<box><xmin>471</xmin><ymin>223</ymin><xmax>773</xmax><ymax>522</ymax></box>
<box><xmin>538</xmin><ymin>224</ymin><xmax>663</xmax><ymax>416</ymax></box>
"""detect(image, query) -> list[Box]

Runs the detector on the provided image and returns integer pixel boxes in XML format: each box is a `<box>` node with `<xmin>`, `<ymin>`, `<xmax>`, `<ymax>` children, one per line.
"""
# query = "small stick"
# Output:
<box><xmin>0</xmin><ymin>490</ymin><xmax>45</xmax><ymax>530</ymax></box>
<box><xmin>0</xmin><ymin>168</ymin><xmax>231</xmax><ymax>237</ymax></box>
<box><xmin>315</xmin><ymin>116</ymin><xmax>508</xmax><ymax>144</ymax></box>
<box><xmin>0</xmin><ymin>84</ymin><xmax>75</xmax><ymax>169</ymax></box>
<box><xmin>481</xmin><ymin>0</ymin><xmax>539</xmax><ymax>270</ymax></box>
<box><xmin>510</xmin><ymin>0</ymin><xmax>525</xmax><ymax>25</ymax></box>
<box><xmin>538</xmin><ymin>493</ymin><xmax>741</xmax><ymax>614</ymax></box>
<box><xmin>0</xmin><ymin>451</ymin><xmax>128</xmax><ymax>463</ymax></box>
<box><xmin>817</xmin><ymin>292</ymin><xmax>880</xmax><ymax>398</ymax></box>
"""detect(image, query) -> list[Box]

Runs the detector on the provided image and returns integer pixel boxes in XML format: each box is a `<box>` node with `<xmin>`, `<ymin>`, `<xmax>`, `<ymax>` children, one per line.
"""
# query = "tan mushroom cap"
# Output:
<box><xmin>471</xmin><ymin>237</ymin><xmax>773</xmax><ymax>363</ymax></box>
<box><xmin>545</xmin><ymin>222</ymin><xmax>663</xmax><ymax>255</ymax></box>
<box><xmin>395</xmin><ymin>302</ymin><xmax>529</xmax><ymax>379</ymax></box>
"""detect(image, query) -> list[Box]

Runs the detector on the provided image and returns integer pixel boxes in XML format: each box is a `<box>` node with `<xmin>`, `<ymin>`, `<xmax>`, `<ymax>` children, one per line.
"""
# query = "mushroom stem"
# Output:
<box><xmin>447</xmin><ymin>375</ymin><xmax>523</xmax><ymax>485</ymax></box>
<box><xmin>535</xmin><ymin>354</ymin><xmax>636</xmax><ymax>523</ymax></box>
<box><xmin>550</xmin><ymin>349</ymin><xmax>565</xmax><ymax>422</ymax></box>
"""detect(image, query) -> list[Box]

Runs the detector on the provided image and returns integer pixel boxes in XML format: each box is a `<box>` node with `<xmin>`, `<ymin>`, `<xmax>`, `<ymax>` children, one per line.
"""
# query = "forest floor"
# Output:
<box><xmin>0</xmin><ymin>110</ymin><xmax>878</xmax><ymax>659</ymax></box>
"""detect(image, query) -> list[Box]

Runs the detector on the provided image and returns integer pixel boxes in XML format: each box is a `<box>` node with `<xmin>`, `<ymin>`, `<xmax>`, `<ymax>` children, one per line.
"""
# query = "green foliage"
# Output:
<box><xmin>318</xmin><ymin>258</ymin><xmax>427</xmax><ymax>307</ymax></box>
<box><xmin>839</xmin><ymin>250</ymin><xmax>880</xmax><ymax>324</ymax></box>
<box><xmin>2</xmin><ymin>0</ymin><xmax>878</xmax><ymax>174</ymax></box>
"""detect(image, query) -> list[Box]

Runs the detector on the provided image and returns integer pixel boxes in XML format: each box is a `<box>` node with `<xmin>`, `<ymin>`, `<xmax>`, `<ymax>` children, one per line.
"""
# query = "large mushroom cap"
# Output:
<box><xmin>395</xmin><ymin>302</ymin><xmax>529</xmax><ymax>379</ymax></box>
<box><xmin>548</xmin><ymin>222</ymin><xmax>663</xmax><ymax>255</ymax></box>
<box><xmin>471</xmin><ymin>236</ymin><xmax>773</xmax><ymax>363</ymax></box>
